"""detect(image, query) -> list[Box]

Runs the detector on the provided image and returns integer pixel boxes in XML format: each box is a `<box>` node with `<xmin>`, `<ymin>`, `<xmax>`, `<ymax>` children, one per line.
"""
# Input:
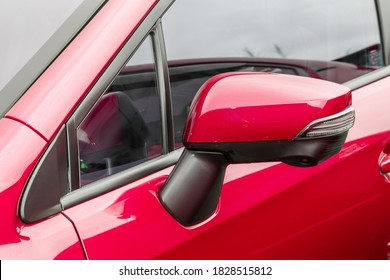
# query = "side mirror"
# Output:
<box><xmin>160</xmin><ymin>72</ymin><xmax>354</xmax><ymax>226</ymax></box>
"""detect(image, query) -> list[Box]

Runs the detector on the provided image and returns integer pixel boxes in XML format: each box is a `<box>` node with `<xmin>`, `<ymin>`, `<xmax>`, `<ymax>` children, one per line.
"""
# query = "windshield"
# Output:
<box><xmin>0</xmin><ymin>0</ymin><xmax>106</xmax><ymax>117</ymax></box>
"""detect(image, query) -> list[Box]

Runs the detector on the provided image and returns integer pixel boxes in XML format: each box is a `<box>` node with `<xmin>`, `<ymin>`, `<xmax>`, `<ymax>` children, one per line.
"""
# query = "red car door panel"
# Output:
<box><xmin>0</xmin><ymin>214</ymin><xmax>86</xmax><ymax>260</ymax></box>
<box><xmin>48</xmin><ymin>0</ymin><xmax>390</xmax><ymax>260</ymax></box>
<box><xmin>0</xmin><ymin>119</ymin><xmax>85</xmax><ymax>259</ymax></box>
<box><xmin>2</xmin><ymin>0</ymin><xmax>390</xmax><ymax>261</ymax></box>
<box><xmin>64</xmin><ymin>154</ymin><xmax>390</xmax><ymax>259</ymax></box>
<box><xmin>64</xmin><ymin>73</ymin><xmax>390</xmax><ymax>260</ymax></box>
<box><xmin>41</xmin><ymin>10</ymin><xmax>390</xmax><ymax>258</ymax></box>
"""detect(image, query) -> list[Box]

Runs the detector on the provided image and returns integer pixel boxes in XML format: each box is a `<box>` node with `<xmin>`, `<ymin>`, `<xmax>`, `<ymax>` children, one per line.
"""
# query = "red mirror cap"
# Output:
<box><xmin>183</xmin><ymin>72</ymin><xmax>352</xmax><ymax>144</ymax></box>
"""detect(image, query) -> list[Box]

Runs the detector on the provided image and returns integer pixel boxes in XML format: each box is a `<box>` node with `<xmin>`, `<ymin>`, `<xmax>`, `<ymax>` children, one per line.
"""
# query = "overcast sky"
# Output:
<box><xmin>0</xmin><ymin>0</ymin><xmax>382</xmax><ymax>91</ymax></box>
<box><xmin>163</xmin><ymin>0</ymin><xmax>380</xmax><ymax>61</ymax></box>
<box><xmin>0</xmin><ymin>0</ymin><xmax>83</xmax><ymax>91</ymax></box>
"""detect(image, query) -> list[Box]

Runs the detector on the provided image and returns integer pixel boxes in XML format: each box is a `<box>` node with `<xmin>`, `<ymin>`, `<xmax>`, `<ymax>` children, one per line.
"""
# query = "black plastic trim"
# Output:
<box><xmin>160</xmin><ymin>149</ymin><xmax>227</xmax><ymax>226</ymax></box>
<box><xmin>185</xmin><ymin>133</ymin><xmax>348</xmax><ymax>167</ymax></box>
<box><xmin>20</xmin><ymin>126</ymin><xmax>70</xmax><ymax>223</ymax></box>
<box><xmin>160</xmin><ymin>133</ymin><xmax>348</xmax><ymax>226</ymax></box>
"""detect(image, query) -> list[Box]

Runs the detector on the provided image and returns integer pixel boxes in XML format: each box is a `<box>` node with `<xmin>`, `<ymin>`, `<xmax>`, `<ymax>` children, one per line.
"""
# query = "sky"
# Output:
<box><xmin>0</xmin><ymin>0</ymin><xmax>382</xmax><ymax>91</ymax></box>
<box><xmin>0</xmin><ymin>0</ymin><xmax>83</xmax><ymax>91</ymax></box>
<box><xmin>162</xmin><ymin>0</ymin><xmax>381</xmax><ymax>61</ymax></box>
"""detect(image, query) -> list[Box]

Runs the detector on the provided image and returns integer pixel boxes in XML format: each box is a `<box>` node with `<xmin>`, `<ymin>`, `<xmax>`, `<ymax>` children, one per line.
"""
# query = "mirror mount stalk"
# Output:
<box><xmin>160</xmin><ymin>149</ymin><xmax>227</xmax><ymax>226</ymax></box>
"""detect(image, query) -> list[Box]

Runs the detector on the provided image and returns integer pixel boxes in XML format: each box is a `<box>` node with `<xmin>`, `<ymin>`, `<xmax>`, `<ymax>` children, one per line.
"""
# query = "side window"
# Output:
<box><xmin>163</xmin><ymin>0</ymin><xmax>384</xmax><ymax>143</ymax></box>
<box><xmin>78</xmin><ymin>36</ymin><xmax>162</xmax><ymax>186</ymax></box>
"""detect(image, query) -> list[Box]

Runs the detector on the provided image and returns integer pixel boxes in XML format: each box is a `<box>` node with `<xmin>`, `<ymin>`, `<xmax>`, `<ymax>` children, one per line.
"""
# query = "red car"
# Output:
<box><xmin>1</xmin><ymin>0</ymin><xmax>390</xmax><ymax>259</ymax></box>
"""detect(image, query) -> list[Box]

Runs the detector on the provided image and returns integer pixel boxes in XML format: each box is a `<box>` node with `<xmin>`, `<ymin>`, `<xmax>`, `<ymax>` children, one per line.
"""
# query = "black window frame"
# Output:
<box><xmin>20</xmin><ymin>126</ymin><xmax>69</xmax><ymax>223</ymax></box>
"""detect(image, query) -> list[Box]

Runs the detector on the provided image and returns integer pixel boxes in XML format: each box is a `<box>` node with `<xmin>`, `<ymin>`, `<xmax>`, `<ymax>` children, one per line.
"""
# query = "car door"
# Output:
<box><xmin>160</xmin><ymin>0</ymin><xmax>390</xmax><ymax>259</ymax></box>
<box><xmin>60</xmin><ymin>0</ymin><xmax>390</xmax><ymax>259</ymax></box>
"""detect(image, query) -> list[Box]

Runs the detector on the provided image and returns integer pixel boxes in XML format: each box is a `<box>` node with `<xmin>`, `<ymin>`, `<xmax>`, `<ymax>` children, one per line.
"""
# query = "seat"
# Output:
<box><xmin>78</xmin><ymin>91</ymin><xmax>149</xmax><ymax>180</ymax></box>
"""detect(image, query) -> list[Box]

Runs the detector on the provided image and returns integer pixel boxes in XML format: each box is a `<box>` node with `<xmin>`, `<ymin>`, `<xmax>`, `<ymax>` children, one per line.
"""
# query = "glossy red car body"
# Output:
<box><xmin>1</xmin><ymin>0</ymin><xmax>390</xmax><ymax>260</ymax></box>
<box><xmin>184</xmin><ymin>72</ymin><xmax>352</xmax><ymax>143</ymax></box>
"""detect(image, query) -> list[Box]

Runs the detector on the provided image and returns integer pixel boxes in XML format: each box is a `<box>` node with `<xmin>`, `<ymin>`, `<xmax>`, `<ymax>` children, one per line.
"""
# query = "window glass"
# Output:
<box><xmin>163</xmin><ymin>0</ymin><xmax>383</xmax><ymax>144</ymax></box>
<box><xmin>78</xmin><ymin>36</ymin><xmax>162</xmax><ymax>186</ymax></box>
<box><xmin>164</xmin><ymin>0</ymin><xmax>382</xmax><ymax>64</ymax></box>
